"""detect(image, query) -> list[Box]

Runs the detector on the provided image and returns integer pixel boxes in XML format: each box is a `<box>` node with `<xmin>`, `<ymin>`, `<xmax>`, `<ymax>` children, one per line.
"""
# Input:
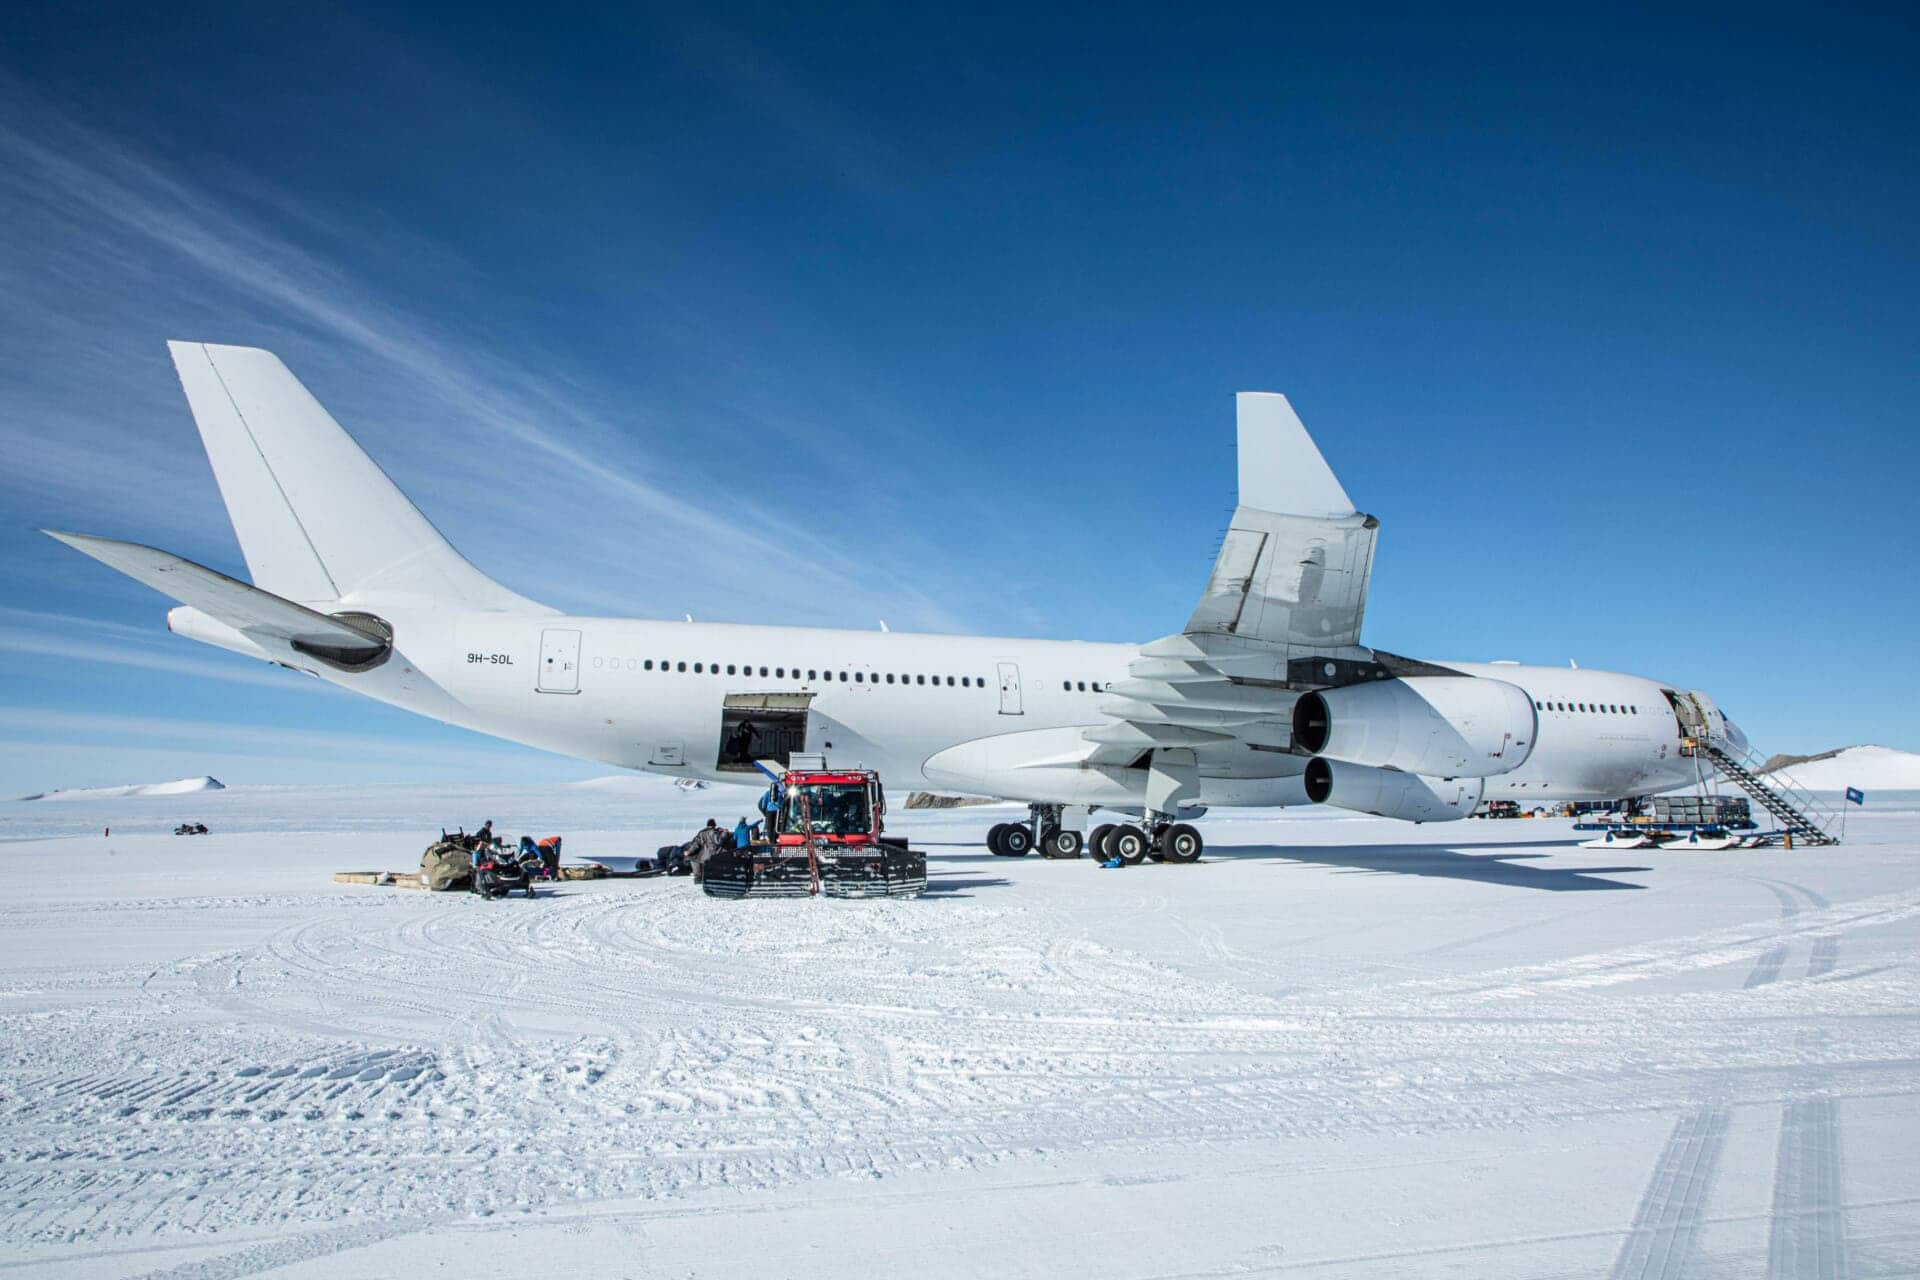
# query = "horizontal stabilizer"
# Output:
<box><xmin>44</xmin><ymin>531</ymin><xmax>389</xmax><ymax>662</ymax></box>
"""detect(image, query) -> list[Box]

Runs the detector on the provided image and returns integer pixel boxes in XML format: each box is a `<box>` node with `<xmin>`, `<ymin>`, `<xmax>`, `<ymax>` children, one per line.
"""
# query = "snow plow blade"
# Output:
<box><xmin>700</xmin><ymin>842</ymin><xmax>926</xmax><ymax>900</ymax></box>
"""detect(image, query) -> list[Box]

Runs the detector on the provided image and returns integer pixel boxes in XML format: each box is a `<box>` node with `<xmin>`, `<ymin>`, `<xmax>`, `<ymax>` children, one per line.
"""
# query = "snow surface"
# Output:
<box><xmin>1762</xmin><ymin>745</ymin><xmax>1920</xmax><ymax>792</ymax></box>
<box><xmin>3</xmin><ymin>780</ymin><xmax>1919</xmax><ymax>1278</ymax></box>
<box><xmin>16</xmin><ymin>775</ymin><xmax>225</xmax><ymax>802</ymax></box>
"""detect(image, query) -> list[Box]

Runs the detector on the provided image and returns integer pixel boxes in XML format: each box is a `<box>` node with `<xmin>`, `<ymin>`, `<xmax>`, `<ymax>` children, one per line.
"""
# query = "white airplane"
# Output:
<box><xmin>50</xmin><ymin>342</ymin><xmax>1750</xmax><ymax>862</ymax></box>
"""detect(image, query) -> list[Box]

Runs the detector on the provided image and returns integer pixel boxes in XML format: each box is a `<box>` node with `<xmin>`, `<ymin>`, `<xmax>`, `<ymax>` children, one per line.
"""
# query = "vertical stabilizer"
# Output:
<box><xmin>168</xmin><ymin>342</ymin><xmax>544</xmax><ymax>611</ymax></box>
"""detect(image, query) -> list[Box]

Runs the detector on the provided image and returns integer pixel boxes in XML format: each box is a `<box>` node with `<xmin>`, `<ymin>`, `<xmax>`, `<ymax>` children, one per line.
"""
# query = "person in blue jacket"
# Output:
<box><xmin>733</xmin><ymin>817</ymin><xmax>752</xmax><ymax>849</ymax></box>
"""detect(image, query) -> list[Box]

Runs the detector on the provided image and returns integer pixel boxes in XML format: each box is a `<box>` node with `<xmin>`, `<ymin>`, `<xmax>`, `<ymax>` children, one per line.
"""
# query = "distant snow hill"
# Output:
<box><xmin>1757</xmin><ymin>746</ymin><xmax>1920</xmax><ymax>791</ymax></box>
<box><xmin>569</xmin><ymin>774</ymin><xmax>747</xmax><ymax>794</ymax></box>
<box><xmin>18</xmin><ymin>776</ymin><xmax>226</xmax><ymax>802</ymax></box>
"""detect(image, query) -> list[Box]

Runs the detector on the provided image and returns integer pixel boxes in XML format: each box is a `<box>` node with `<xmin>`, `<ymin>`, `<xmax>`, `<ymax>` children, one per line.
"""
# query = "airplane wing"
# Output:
<box><xmin>1183</xmin><ymin>393</ymin><xmax>1377</xmax><ymax>651</ymax></box>
<box><xmin>1088</xmin><ymin>394</ymin><xmax>1380</xmax><ymax>778</ymax></box>
<box><xmin>44</xmin><ymin>531</ymin><xmax>391</xmax><ymax>665</ymax></box>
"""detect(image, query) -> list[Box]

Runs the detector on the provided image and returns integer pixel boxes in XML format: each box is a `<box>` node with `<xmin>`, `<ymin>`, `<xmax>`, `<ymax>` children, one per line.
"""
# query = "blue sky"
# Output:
<box><xmin>0</xmin><ymin>4</ymin><xmax>1914</xmax><ymax>794</ymax></box>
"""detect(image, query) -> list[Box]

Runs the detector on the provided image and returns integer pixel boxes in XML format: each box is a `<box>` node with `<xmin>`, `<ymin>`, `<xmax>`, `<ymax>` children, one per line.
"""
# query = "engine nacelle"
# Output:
<box><xmin>1292</xmin><ymin>676</ymin><xmax>1536</xmax><ymax>778</ymax></box>
<box><xmin>1303</xmin><ymin>758</ymin><xmax>1483</xmax><ymax>822</ymax></box>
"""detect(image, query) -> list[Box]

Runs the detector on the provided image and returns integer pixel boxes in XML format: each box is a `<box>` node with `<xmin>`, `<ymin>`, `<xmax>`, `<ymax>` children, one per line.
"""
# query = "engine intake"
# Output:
<box><xmin>1292</xmin><ymin>676</ymin><xmax>1535</xmax><ymax>778</ymax></box>
<box><xmin>1303</xmin><ymin>757</ymin><xmax>1483</xmax><ymax>822</ymax></box>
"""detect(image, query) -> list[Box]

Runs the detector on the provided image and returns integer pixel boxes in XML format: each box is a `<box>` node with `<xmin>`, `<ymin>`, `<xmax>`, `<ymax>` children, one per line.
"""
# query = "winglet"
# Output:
<box><xmin>1235</xmin><ymin>393</ymin><xmax>1354</xmax><ymax>518</ymax></box>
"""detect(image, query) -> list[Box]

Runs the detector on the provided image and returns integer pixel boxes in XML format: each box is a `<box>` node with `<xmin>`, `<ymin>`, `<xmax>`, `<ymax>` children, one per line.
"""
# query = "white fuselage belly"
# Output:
<box><xmin>335</xmin><ymin>612</ymin><xmax>1702</xmax><ymax>806</ymax></box>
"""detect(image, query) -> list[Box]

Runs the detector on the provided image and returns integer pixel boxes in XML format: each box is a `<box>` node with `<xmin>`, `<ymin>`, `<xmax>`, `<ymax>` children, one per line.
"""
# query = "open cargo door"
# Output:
<box><xmin>718</xmin><ymin>692</ymin><xmax>814</xmax><ymax>772</ymax></box>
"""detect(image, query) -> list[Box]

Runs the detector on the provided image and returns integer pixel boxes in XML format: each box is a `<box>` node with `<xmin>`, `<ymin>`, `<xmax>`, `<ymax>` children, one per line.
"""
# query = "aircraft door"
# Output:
<box><xmin>537</xmin><ymin>628</ymin><xmax>582</xmax><ymax>694</ymax></box>
<box><xmin>997</xmin><ymin>661</ymin><xmax>1024</xmax><ymax>715</ymax></box>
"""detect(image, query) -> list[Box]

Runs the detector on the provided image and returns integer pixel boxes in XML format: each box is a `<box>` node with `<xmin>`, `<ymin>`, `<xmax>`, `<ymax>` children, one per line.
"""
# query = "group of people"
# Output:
<box><xmin>679</xmin><ymin>816</ymin><xmax>759</xmax><ymax>882</ymax></box>
<box><xmin>465</xmin><ymin>819</ymin><xmax>563</xmax><ymax>878</ymax></box>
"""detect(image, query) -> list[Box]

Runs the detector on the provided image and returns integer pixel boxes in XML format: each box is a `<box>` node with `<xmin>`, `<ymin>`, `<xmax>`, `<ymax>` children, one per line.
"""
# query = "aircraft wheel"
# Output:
<box><xmin>987</xmin><ymin>822</ymin><xmax>1010</xmax><ymax>855</ymax></box>
<box><xmin>1109</xmin><ymin>824</ymin><xmax>1150</xmax><ymax>865</ymax></box>
<box><xmin>1159</xmin><ymin>823</ymin><xmax>1203</xmax><ymax>863</ymax></box>
<box><xmin>1044</xmin><ymin>829</ymin><xmax>1084</xmax><ymax>859</ymax></box>
<box><xmin>1001</xmin><ymin>823</ymin><xmax>1034</xmax><ymax>857</ymax></box>
<box><xmin>1088</xmin><ymin>824</ymin><xmax>1116</xmax><ymax>860</ymax></box>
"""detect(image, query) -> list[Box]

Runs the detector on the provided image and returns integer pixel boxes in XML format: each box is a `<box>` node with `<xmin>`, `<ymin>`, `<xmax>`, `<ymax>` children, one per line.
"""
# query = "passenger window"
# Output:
<box><xmin>644</xmin><ymin>660</ymin><xmax>653</xmax><ymax>671</ymax></box>
<box><xmin>676</xmin><ymin>661</ymin><xmax>686</xmax><ymax>673</ymax></box>
<box><xmin>946</xmin><ymin>676</ymin><xmax>955</xmax><ymax>686</ymax></box>
<box><xmin>693</xmin><ymin>662</ymin><xmax>703</xmax><ymax>674</ymax></box>
<box><xmin>727</xmin><ymin>664</ymin><xmax>736</xmax><ymax>675</ymax></box>
<box><xmin>839</xmin><ymin>671</ymin><xmax>848</xmax><ymax>682</ymax></box>
<box><xmin>917</xmin><ymin>675</ymin><xmax>926</xmax><ymax>685</ymax></box>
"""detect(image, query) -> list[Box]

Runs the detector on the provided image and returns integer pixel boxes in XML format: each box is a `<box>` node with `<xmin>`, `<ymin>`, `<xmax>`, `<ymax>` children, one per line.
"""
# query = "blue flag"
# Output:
<box><xmin>1846</xmin><ymin>786</ymin><xmax>1865</xmax><ymax>805</ymax></box>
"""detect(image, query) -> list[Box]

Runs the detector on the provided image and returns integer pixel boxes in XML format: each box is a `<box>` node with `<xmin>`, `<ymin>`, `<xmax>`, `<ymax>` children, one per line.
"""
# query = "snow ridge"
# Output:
<box><xmin>16</xmin><ymin>775</ymin><xmax>225</xmax><ymax>802</ymax></box>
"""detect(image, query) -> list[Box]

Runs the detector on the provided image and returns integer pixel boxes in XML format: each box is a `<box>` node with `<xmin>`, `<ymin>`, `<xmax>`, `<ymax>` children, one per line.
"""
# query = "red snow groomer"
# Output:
<box><xmin>700</xmin><ymin>763</ymin><xmax>926</xmax><ymax>900</ymax></box>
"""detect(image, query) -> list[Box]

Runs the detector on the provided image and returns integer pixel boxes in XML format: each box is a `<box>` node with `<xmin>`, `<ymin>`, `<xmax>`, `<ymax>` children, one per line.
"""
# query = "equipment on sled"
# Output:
<box><xmin>700</xmin><ymin>761</ymin><xmax>926</xmax><ymax>900</ymax></box>
<box><xmin>472</xmin><ymin>844</ymin><xmax>541</xmax><ymax>899</ymax></box>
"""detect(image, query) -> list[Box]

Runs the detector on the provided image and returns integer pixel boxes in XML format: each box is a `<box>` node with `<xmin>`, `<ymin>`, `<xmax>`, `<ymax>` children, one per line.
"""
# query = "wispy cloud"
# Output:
<box><xmin>0</xmin><ymin>71</ymin><xmax>982</xmax><ymax>633</ymax></box>
<box><xmin>0</xmin><ymin>606</ymin><xmax>329</xmax><ymax>692</ymax></box>
<box><xmin>0</xmin><ymin>705</ymin><xmax>543</xmax><ymax>769</ymax></box>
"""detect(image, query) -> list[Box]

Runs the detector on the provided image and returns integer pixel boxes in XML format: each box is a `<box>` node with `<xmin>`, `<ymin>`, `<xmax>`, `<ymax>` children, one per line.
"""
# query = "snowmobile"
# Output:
<box><xmin>471</xmin><ymin>844</ymin><xmax>540</xmax><ymax>899</ymax></box>
<box><xmin>701</xmin><ymin>764</ymin><xmax>926</xmax><ymax>900</ymax></box>
<box><xmin>172</xmin><ymin>822</ymin><xmax>209</xmax><ymax>836</ymax></box>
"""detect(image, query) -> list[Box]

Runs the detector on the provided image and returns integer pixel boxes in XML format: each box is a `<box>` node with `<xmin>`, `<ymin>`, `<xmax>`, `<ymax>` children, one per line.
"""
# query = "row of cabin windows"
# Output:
<box><xmin>1061</xmin><ymin>681</ymin><xmax>1113</xmax><ymax>693</ymax></box>
<box><xmin>1535</xmin><ymin>699</ymin><xmax>1640</xmax><ymax>715</ymax></box>
<box><xmin>589</xmin><ymin>656</ymin><xmax>986</xmax><ymax>687</ymax></box>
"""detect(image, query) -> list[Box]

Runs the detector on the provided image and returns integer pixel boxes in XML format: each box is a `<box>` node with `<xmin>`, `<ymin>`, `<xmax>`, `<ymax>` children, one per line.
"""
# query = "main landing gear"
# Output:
<box><xmin>988</xmin><ymin>804</ymin><xmax>1085</xmax><ymax>858</ymax></box>
<box><xmin>990</xmin><ymin>806</ymin><xmax>1202</xmax><ymax>864</ymax></box>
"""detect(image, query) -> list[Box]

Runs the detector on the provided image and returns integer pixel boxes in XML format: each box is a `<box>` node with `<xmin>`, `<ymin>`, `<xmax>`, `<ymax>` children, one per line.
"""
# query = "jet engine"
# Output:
<box><xmin>1303</xmin><ymin>757</ymin><xmax>1483</xmax><ymax>822</ymax></box>
<box><xmin>1291</xmin><ymin>676</ymin><xmax>1536</xmax><ymax>778</ymax></box>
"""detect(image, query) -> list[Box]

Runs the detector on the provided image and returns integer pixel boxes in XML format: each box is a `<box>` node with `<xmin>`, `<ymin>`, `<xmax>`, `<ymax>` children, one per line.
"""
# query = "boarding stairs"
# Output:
<box><xmin>1683</xmin><ymin>740</ymin><xmax>1842</xmax><ymax>846</ymax></box>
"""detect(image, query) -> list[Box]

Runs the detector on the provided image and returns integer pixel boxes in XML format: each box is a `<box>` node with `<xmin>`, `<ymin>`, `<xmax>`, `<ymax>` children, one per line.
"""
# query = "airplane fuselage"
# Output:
<box><xmin>321</xmin><ymin>608</ymin><xmax>1714</xmax><ymax>807</ymax></box>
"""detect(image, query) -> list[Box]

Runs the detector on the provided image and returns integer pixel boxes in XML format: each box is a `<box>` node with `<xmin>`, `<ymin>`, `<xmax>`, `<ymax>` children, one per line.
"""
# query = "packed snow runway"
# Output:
<box><xmin>3</xmin><ymin>780</ymin><xmax>1918</xmax><ymax>1278</ymax></box>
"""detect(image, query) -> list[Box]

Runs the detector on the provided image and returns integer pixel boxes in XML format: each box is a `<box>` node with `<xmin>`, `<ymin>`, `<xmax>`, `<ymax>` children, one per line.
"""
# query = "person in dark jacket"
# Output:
<box><xmin>688</xmin><ymin>819</ymin><xmax>728</xmax><ymax>883</ymax></box>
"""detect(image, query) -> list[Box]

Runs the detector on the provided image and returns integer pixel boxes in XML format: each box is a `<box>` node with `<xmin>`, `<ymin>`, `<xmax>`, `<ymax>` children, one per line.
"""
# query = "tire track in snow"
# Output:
<box><xmin>1608</xmin><ymin>876</ymin><xmax>1832</xmax><ymax>1279</ymax></box>
<box><xmin>1769</xmin><ymin>1097</ymin><xmax>1850</xmax><ymax>1279</ymax></box>
<box><xmin>1606</xmin><ymin>1104</ymin><xmax>1731</xmax><ymax>1280</ymax></box>
<box><xmin>1751</xmin><ymin>879</ymin><xmax>1850</xmax><ymax>1280</ymax></box>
